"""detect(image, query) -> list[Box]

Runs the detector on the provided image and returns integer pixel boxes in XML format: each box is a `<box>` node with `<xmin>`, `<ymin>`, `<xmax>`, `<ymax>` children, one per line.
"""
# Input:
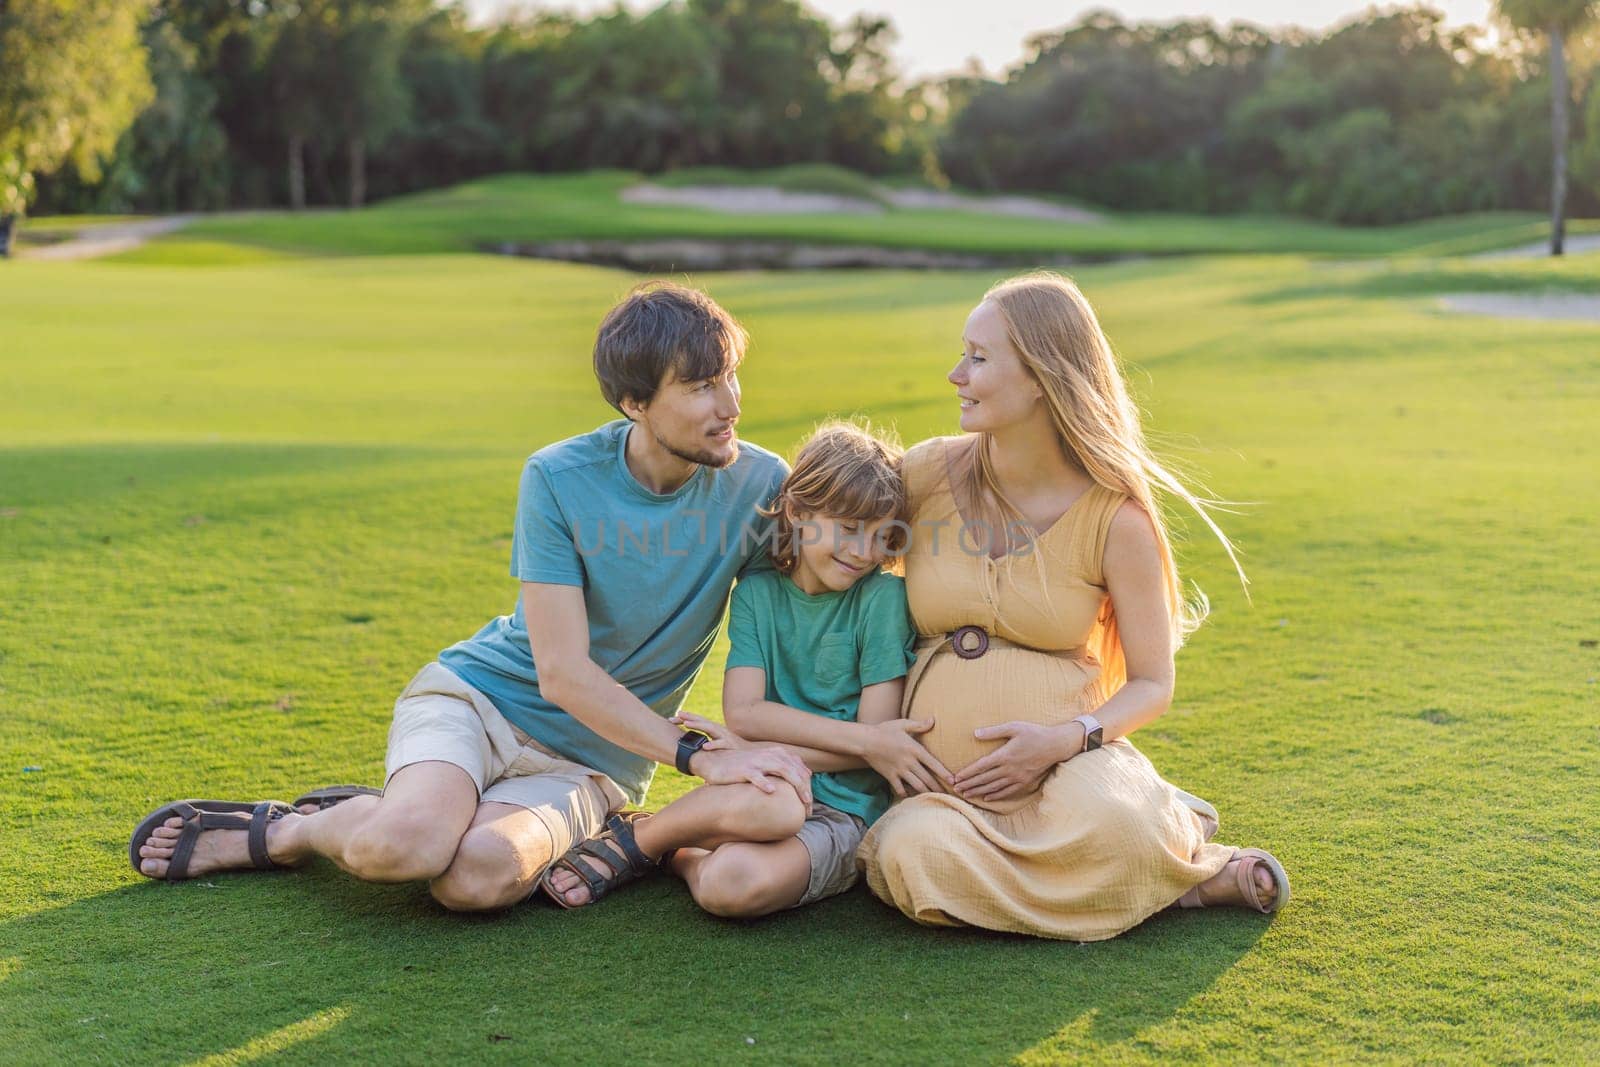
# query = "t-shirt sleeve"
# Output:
<box><xmin>724</xmin><ymin>578</ymin><xmax>768</xmax><ymax>671</ymax></box>
<box><xmin>509</xmin><ymin>459</ymin><xmax>585</xmax><ymax>587</ymax></box>
<box><xmin>736</xmin><ymin>458</ymin><xmax>790</xmax><ymax>580</ymax></box>
<box><xmin>857</xmin><ymin>575</ymin><xmax>916</xmax><ymax>687</ymax></box>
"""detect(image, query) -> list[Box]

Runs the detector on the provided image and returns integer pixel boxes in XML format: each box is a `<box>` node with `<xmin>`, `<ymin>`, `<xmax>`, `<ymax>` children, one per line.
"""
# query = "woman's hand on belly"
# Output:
<box><xmin>950</xmin><ymin>720</ymin><xmax>1086</xmax><ymax>802</ymax></box>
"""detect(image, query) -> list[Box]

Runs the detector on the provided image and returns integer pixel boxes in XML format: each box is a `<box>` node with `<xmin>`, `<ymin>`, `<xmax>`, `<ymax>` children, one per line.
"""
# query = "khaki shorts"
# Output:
<box><xmin>794</xmin><ymin>802</ymin><xmax>868</xmax><ymax>906</ymax></box>
<box><xmin>385</xmin><ymin>662</ymin><xmax>627</xmax><ymax>863</ymax></box>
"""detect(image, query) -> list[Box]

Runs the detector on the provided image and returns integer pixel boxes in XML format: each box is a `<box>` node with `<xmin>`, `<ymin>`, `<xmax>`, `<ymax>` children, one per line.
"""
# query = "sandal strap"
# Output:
<box><xmin>550</xmin><ymin>853</ymin><xmax>614</xmax><ymax>901</ymax></box>
<box><xmin>247</xmin><ymin>801</ymin><xmax>292</xmax><ymax>871</ymax></box>
<box><xmin>604</xmin><ymin>813</ymin><xmax>654</xmax><ymax>874</ymax></box>
<box><xmin>168</xmin><ymin>805</ymin><xmax>255</xmax><ymax>881</ymax></box>
<box><xmin>1234</xmin><ymin>854</ymin><xmax>1267</xmax><ymax>913</ymax></box>
<box><xmin>559</xmin><ymin>840</ymin><xmax>631</xmax><ymax>901</ymax></box>
<box><xmin>291</xmin><ymin>785</ymin><xmax>382</xmax><ymax>811</ymax></box>
<box><xmin>166</xmin><ymin>803</ymin><xmax>205</xmax><ymax>881</ymax></box>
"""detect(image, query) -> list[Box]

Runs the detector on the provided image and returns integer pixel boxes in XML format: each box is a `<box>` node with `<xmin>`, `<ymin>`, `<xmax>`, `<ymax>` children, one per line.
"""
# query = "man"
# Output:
<box><xmin>130</xmin><ymin>281</ymin><xmax>811</xmax><ymax>911</ymax></box>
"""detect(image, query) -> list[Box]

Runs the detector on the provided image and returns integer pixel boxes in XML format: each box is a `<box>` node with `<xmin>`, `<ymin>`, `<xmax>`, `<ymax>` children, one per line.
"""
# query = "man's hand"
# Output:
<box><xmin>951</xmin><ymin>721</ymin><xmax>1082</xmax><ymax>802</ymax></box>
<box><xmin>683</xmin><ymin>735</ymin><xmax>813</xmax><ymax>807</ymax></box>
<box><xmin>860</xmin><ymin>719</ymin><xmax>953</xmax><ymax>797</ymax></box>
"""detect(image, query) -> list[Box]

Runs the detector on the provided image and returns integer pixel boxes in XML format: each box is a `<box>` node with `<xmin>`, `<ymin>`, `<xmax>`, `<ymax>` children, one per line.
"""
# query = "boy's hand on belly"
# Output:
<box><xmin>952</xmin><ymin>721</ymin><xmax>1081</xmax><ymax>802</ymax></box>
<box><xmin>864</xmin><ymin>719</ymin><xmax>954</xmax><ymax>798</ymax></box>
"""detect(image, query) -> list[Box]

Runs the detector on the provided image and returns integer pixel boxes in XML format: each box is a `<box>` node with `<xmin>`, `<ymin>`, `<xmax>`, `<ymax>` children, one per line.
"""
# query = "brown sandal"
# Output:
<box><xmin>291</xmin><ymin>784</ymin><xmax>381</xmax><ymax>811</ymax></box>
<box><xmin>128</xmin><ymin>799</ymin><xmax>295</xmax><ymax>882</ymax></box>
<box><xmin>539</xmin><ymin>812</ymin><xmax>657</xmax><ymax>909</ymax></box>
<box><xmin>1178</xmin><ymin>847</ymin><xmax>1290</xmax><ymax>914</ymax></box>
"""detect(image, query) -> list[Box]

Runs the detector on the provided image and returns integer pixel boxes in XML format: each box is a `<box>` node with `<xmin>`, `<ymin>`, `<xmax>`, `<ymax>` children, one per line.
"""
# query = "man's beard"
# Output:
<box><xmin>657</xmin><ymin>427</ymin><xmax>739</xmax><ymax>470</ymax></box>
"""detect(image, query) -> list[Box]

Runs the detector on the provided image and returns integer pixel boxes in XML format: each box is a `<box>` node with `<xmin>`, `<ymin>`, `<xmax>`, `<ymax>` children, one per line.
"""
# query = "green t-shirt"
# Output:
<box><xmin>725</xmin><ymin>568</ymin><xmax>916</xmax><ymax>825</ymax></box>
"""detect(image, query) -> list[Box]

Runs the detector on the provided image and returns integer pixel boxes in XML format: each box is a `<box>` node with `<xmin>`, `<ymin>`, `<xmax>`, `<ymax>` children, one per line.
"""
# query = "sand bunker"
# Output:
<box><xmin>488</xmin><ymin>238</ymin><xmax>1092</xmax><ymax>271</ymax></box>
<box><xmin>622</xmin><ymin>185</ymin><xmax>884</xmax><ymax>215</ymax></box>
<box><xmin>1439</xmin><ymin>292</ymin><xmax>1600</xmax><ymax>322</ymax></box>
<box><xmin>880</xmin><ymin>187</ymin><xmax>1103</xmax><ymax>223</ymax></box>
<box><xmin>622</xmin><ymin>183</ymin><xmax>1104</xmax><ymax>223</ymax></box>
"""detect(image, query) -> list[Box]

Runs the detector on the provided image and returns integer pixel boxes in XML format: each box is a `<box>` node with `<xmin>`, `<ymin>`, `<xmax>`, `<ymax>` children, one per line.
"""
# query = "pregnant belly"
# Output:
<box><xmin>906</xmin><ymin>646</ymin><xmax>1101</xmax><ymax>776</ymax></box>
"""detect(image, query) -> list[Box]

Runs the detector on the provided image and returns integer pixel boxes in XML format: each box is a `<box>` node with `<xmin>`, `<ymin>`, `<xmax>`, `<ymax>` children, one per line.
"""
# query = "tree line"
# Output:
<box><xmin>941</xmin><ymin>3</ymin><xmax>1599</xmax><ymax>242</ymax></box>
<box><xmin>4</xmin><ymin>0</ymin><xmax>1599</xmax><ymax>245</ymax></box>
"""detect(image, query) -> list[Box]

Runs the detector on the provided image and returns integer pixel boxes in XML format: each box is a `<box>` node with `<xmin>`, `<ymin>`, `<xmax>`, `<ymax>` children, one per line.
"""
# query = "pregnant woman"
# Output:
<box><xmin>858</xmin><ymin>271</ymin><xmax>1289</xmax><ymax>940</ymax></box>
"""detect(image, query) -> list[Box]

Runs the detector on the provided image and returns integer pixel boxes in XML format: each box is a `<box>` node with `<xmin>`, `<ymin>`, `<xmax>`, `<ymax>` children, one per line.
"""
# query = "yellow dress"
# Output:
<box><xmin>857</xmin><ymin>437</ymin><xmax>1232</xmax><ymax>941</ymax></box>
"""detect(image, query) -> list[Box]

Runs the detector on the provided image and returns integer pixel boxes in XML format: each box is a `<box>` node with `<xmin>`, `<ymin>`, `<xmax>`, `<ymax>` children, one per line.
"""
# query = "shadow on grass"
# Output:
<box><xmin>0</xmin><ymin>441</ymin><xmax>505</xmax><ymax>575</ymax></box>
<box><xmin>0</xmin><ymin>441</ymin><xmax>471</xmax><ymax>510</ymax></box>
<box><xmin>0</xmin><ymin>866</ymin><xmax>1265</xmax><ymax>1063</ymax></box>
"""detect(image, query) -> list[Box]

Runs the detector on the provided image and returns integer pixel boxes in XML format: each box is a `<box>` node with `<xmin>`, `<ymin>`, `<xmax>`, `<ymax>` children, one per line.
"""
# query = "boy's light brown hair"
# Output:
<box><xmin>593</xmin><ymin>281</ymin><xmax>749</xmax><ymax>414</ymax></box>
<box><xmin>763</xmin><ymin>420</ymin><xmax>910</xmax><ymax>575</ymax></box>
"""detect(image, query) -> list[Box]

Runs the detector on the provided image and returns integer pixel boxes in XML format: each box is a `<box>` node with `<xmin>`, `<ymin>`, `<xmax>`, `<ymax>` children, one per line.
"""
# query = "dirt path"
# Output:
<box><xmin>1439</xmin><ymin>292</ymin><xmax>1600</xmax><ymax>322</ymax></box>
<box><xmin>489</xmin><ymin>237</ymin><xmax>1114</xmax><ymax>271</ymax></box>
<box><xmin>20</xmin><ymin>215</ymin><xmax>196</xmax><ymax>261</ymax></box>
<box><xmin>1471</xmin><ymin>233</ymin><xmax>1600</xmax><ymax>260</ymax></box>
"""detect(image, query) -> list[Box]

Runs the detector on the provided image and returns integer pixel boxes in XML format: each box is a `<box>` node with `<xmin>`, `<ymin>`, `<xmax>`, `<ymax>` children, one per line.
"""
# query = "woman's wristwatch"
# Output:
<box><xmin>1070</xmin><ymin>714</ymin><xmax>1104</xmax><ymax>754</ymax></box>
<box><xmin>675</xmin><ymin>729</ymin><xmax>712</xmax><ymax>775</ymax></box>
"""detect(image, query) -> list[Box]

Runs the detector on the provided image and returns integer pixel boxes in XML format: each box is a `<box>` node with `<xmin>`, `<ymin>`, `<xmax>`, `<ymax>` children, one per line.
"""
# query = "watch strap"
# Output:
<box><xmin>675</xmin><ymin>730</ymin><xmax>711</xmax><ymax>775</ymax></box>
<box><xmin>1071</xmin><ymin>714</ymin><xmax>1104</xmax><ymax>752</ymax></box>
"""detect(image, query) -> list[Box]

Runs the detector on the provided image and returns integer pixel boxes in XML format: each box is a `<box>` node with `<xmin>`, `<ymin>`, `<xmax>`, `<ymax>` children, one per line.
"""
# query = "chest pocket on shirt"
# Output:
<box><xmin>814</xmin><ymin>633</ymin><xmax>859</xmax><ymax>688</ymax></box>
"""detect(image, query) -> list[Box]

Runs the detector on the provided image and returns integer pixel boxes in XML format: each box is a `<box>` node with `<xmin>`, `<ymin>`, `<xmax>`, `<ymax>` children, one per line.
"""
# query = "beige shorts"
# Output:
<box><xmin>385</xmin><ymin>662</ymin><xmax>627</xmax><ymax>862</ymax></box>
<box><xmin>794</xmin><ymin>802</ymin><xmax>868</xmax><ymax>906</ymax></box>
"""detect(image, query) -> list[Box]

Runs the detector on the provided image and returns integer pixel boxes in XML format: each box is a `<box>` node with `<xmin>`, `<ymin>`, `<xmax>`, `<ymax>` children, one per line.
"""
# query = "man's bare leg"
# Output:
<box><xmin>543</xmin><ymin>780</ymin><xmax>804</xmax><ymax>907</ymax></box>
<box><xmin>134</xmin><ymin>761</ymin><xmax>478</xmax><ymax>883</ymax></box>
<box><xmin>428</xmin><ymin>801</ymin><xmax>562</xmax><ymax>912</ymax></box>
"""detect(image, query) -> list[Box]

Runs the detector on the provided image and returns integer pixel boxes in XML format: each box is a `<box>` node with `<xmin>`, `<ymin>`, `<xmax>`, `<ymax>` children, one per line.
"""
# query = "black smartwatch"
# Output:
<box><xmin>675</xmin><ymin>730</ymin><xmax>712</xmax><ymax>775</ymax></box>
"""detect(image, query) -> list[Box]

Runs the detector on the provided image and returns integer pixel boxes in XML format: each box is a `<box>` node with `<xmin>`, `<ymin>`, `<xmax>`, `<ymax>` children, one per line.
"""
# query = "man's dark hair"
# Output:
<box><xmin>593</xmin><ymin>282</ymin><xmax>748</xmax><ymax>414</ymax></box>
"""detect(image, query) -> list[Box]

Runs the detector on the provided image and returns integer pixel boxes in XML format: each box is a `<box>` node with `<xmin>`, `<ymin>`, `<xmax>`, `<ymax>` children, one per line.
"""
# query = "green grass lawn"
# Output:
<box><xmin>2</xmin><ymin>229</ymin><xmax>1598</xmax><ymax>1062</ymax></box>
<box><xmin>100</xmin><ymin>170</ymin><xmax>1600</xmax><ymax>261</ymax></box>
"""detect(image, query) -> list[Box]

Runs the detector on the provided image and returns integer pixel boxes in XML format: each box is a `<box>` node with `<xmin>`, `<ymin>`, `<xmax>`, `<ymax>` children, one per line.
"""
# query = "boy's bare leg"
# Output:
<box><xmin>543</xmin><ymin>780</ymin><xmax>804</xmax><ymax>907</ymax></box>
<box><xmin>672</xmin><ymin>838</ymin><xmax>813</xmax><ymax>918</ymax></box>
<box><xmin>134</xmin><ymin>760</ymin><xmax>478</xmax><ymax>883</ymax></box>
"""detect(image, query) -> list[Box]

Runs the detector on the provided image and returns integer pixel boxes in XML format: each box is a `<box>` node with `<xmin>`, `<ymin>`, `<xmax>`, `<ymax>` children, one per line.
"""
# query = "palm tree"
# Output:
<box><xmin>1497</xmin><ymin>0</ymin><xmax>1598</xmax><ymax>255</ymax></box>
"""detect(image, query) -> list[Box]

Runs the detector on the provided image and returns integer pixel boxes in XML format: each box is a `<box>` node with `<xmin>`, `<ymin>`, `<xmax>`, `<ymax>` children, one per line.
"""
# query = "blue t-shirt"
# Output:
<box><xmin>439</xmin><ymin>419</ymin><xmax>788</xmax><ymax>804</ymax></box>
<box><xmin>725</xmin><ymin>568</ymin><xmax>916</xmax><ymax>825</ymax></box>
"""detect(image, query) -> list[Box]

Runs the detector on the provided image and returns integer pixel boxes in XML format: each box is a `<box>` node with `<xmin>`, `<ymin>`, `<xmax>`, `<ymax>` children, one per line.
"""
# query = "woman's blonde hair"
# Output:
<box><xmin>962</xmin><ymin>270</ymin><xmax>1246</xmax><ymax>700</ymax></box>
<box><xmin>764</xmin><ymin>420</ymin><xmax>910</xmax><ymax>575</ymax></box>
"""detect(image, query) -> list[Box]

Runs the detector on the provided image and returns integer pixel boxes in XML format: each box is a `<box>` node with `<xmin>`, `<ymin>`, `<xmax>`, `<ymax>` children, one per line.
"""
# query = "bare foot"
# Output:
<box><xmin>1189</xmin><ymin>854</ymin><xmax>1278</xmax><ymax>910</ymax></box>
<box><xmin>137</xmin><ymin>812</ymin><xmax>304</xmax><ymax>879</ymax></box>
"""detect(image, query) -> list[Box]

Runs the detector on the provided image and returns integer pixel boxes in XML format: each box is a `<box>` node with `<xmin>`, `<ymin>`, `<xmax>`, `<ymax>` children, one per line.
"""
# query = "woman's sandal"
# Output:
<box><xmin>1178</xmin><ymin>847</ymin><xmax>1291</xmax><ymax>914</ymax></box>
<box><xmin>128</xmin><ymin>799</ymin><xmax>297</xmax><ymax>882</ymax></box>
<box><xmin>539</xmin><ymin>811</ymin><xmax>657</xmax><ymax>909</ymax></box>
<box><xmin>291</xmin><ymin>784</ymin><xmax>382</xmax><ymax>812</ymax></box>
